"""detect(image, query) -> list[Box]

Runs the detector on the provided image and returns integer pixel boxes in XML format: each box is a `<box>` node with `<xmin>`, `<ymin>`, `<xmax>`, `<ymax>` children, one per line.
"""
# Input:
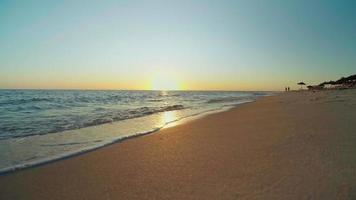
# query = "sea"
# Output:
<box><xmin>0</xmin><ymin>90</ymin><xmax>272</xmax><ymax>173</ymax></box>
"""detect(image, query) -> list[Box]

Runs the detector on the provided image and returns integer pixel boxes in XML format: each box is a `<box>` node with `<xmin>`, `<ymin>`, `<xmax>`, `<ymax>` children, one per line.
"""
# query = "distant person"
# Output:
<box><xmin>285</xmin><ymin>87</ymin><xmax>287</xmax><ymax>92</ymax></box>
<box><xmin>288</xmin><ymin>87</ymin><xmax>290</xmax><ymax>91</ymax></box>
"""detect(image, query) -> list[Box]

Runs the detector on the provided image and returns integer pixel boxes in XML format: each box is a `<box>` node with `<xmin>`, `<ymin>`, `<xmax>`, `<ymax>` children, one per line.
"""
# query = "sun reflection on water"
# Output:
<box><xmin>162</xmin><ymin>111</ymin><xmax>177</xmax><ymax>125</ymax></box>
<box><xmin>154</xmin><ymin>111</ymin><xmax>183</xmax><ymax>129</ymax></box>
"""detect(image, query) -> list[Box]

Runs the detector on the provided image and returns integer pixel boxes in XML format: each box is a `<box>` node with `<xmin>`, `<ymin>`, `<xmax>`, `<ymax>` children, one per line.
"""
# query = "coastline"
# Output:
<box><xmin>0</xmin><ymin>98</ymin><xmax>256</xmax><ymax>175</ymax></box>
<box><xmin>1</xmin><ymin>90</ymin><xmax>355</xmax><ymax>199</ymax></box>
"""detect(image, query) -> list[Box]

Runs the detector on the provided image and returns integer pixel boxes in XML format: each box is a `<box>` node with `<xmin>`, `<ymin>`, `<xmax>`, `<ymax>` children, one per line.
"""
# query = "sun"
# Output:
<box><xmin>150</xmin><ymin>74</ymin><xmax>181</xmax><ymax>91</ymax></box>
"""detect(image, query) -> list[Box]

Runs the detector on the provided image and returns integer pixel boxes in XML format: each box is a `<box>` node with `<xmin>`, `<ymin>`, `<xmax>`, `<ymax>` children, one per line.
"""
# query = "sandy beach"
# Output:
<box><xmin>1</xmin><ymin>89</ymin><xmax>355</xmax><ymax>199</ymax></box>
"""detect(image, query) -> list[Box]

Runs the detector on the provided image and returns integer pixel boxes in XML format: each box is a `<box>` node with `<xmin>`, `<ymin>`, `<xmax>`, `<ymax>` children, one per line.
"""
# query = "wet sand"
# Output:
<box><xmin>1</xmin><ymin>89</ymin><xmax>355</xmax><ymax>199</ymax></box>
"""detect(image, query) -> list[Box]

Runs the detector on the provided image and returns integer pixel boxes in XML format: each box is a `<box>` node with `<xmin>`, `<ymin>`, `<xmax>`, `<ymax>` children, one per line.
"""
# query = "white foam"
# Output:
<box><xmin>0</xmin><ymin>95</ymin><xmax>268</xmax><ymax>175</ymax></box>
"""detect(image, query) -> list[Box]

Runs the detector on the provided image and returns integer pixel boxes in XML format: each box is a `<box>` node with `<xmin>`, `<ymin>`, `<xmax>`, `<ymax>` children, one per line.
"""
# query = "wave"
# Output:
<box><xmin>148</xmin><ymin>99</ymin><xmax>163</xmax><ymax>102</ymax></box>
<box><xmin>40</xmin><ymin>140</ymin><xmax>103</xmax><ymax>147</ymax></box>
<box><xmin>206</xmin><ymin>96</ymin><xmax>255</xmax><ymax>104</ymax></box>
<box><xmin>0</xmin><ymin>104</ymin><xmax>186</xmax><ymax>140</ymax></box>
<box><xmin>0</xmin><ymin>97</ymin><xmax>53</xmax><ymax>106</ymax></box>
<box><xmin>0</xmin><ymin>127</ymin><xmax>163</xmax><ymax>175</ymax></box>
<box><xmin>160</xmin><ymin>104</ymin><xmax>184</xmax><ymax>111</ymax></box>
<box><xmin>0</xmin><ymin>101</ymin><xmax>248</xmax><ymax>175</ymax></box>
<box><xmin>124</xmin><ymin>104</ymin><xmax>184</xmax><ymax>116</ymax></box>
<box><xmin>0</xmin><ymin>90</ymin><xmax>271</xmax><ymax>175</ymax></box>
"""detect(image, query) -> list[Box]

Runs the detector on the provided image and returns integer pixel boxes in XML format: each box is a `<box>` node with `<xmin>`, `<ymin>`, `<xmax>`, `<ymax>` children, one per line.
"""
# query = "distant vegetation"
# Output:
<box><xmin>318</xmin><ymin>74</ymin><xmax>356</xmax><ymax>86</ymax></box>
<box><xmin>308</xmin><ymin>74</ymin><xmax>356</xmax><ymax>90</ymax></box>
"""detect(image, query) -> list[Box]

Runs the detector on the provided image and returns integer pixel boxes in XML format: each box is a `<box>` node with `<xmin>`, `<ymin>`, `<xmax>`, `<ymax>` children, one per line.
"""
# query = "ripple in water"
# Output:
<box><xmin>0</xmin><ymin>90</ymin><xmax>272</xmax><ymax>173</ymax></box>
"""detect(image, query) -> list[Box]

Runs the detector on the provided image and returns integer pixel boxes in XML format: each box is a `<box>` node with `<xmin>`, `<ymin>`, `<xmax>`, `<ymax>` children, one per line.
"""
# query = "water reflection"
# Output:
<box><xmin>161</xmin><ymin>111</ymin><xmax>178</xmax><ymax>125</ymax></box>
<box><xmin>153</xmin><ymin>111</ymin><xmax>181</xmax><ymax>130</ymax></box>
<box><xmin>160</xmin><ymin>90</ymin><xmax>168</xmax><ymax>96</ymax></box>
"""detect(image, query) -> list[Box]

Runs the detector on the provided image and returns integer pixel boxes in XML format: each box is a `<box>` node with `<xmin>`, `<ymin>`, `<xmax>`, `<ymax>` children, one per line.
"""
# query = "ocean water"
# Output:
<box><xmin>0</xmin><ymin>90</ymin><xmax>271</xmax><ymax>173</ymax></box>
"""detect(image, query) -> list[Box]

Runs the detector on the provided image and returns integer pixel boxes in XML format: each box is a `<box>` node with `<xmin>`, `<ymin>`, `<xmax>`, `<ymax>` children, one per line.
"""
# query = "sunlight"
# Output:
<box><xmin>160</xmin><ymin>111</ymin><xmax>187</xmax><ymax>129</ymax></box>
<box><xmin>150</xmin><ymin>74</ymin><xmax>180</xmax><ymax>91</ymax></box>
<box><xmin>162</xmin><ymin>111</ymin><xmax>177</xmax><ymax>124</ymax></box>
<box><xmin>154</xmin><ymin>111</ymin><xmax>178</xmax><ymax>128</ymax></box>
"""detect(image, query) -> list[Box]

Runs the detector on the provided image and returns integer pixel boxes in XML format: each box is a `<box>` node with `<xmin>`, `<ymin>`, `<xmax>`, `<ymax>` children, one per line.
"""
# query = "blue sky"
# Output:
<box><xmin>0</xmin><ymin>0</ymin><xmax>355</xmax><ymax>90</ymax></box>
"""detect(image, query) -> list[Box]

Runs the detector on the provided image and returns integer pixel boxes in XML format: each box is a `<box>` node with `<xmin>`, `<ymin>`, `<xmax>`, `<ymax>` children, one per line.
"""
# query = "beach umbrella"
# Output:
<box><xmin>298</xmin><ymin>82</ymin><xmax>306</xmax><ymax>89</ymax></box>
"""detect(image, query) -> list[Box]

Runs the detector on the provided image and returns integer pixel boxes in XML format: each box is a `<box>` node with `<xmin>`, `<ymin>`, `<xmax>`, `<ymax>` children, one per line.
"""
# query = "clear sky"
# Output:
<box><xmin>0</xmin><ymin>0</ymin><xmax>355</xmax><ymax>91</ymax></box>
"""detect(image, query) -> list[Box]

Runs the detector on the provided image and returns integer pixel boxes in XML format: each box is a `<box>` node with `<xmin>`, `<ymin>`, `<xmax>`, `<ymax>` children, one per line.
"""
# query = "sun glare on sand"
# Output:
<box><xmin>150</xmin><ymin>74</ymin><xmax>182</xmax><ymax>91</ymax></box>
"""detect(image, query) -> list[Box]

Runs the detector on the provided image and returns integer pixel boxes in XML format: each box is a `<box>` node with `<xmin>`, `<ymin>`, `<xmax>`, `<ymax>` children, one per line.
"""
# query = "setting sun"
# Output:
<box><xmin>150</xmin><ymin>74</ymin><xmax>181</xmax><ymax>91</ymax></box>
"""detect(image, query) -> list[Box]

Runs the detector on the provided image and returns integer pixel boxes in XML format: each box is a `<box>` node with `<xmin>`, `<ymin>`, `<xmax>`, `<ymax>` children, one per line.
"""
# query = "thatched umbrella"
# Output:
<box><xmin>298</xmin><ymin>82</ymin><xmax>306</xmax><ymax>90</ymax></box>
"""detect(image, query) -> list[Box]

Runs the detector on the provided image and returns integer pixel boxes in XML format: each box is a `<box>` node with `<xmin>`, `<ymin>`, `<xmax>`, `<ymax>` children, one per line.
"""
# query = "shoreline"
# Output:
<box><xmin>1</xmin><ymin>90</ymin><xmax>355</xmax><ymax>199</ymax></box>
<box><xmin>0</xmin><ymin>99</ymin><xmax>258</xmax><ymax>175</ymax></box>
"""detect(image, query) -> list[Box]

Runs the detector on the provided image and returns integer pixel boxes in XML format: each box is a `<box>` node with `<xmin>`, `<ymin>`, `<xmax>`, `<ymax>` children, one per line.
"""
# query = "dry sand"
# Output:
<box><xmin>0</xmin><ymin>89</ymin><xmax>355</xmax><ymax>199</ymax></box>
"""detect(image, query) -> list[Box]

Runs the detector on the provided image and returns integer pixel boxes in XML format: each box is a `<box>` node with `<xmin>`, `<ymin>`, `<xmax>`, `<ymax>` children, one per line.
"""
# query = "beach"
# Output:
<box><xmin>1</xmin><ymin>89</ymin><xmax>355</xmax><ymax>199</ymax></box>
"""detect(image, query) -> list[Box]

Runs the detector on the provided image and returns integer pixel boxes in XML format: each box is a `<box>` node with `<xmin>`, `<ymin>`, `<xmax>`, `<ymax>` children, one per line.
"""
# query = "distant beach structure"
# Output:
<box><xmin>297</xmin><ymin>82</ymin><xmax>306</xmax><ymax>90</ymax></box>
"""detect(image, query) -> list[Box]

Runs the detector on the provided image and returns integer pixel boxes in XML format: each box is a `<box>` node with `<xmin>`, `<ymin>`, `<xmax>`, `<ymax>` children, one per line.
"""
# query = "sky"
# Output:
<box><xmin>0</xmin><ymin>0</ymin><xmax>355</xmax><ymax>91</ymax></box>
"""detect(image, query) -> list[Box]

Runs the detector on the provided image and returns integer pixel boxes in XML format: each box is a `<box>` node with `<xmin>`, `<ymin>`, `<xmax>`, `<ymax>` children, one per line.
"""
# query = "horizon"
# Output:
<box><xmin>0</xmin><ymin>88</ymin><xmax>277</xmax><ymax>92</ymax></box>
<box><xmin>1</xmin><ymin>0</ymin><xmax>355</xmax><ymax>91</ymax></box>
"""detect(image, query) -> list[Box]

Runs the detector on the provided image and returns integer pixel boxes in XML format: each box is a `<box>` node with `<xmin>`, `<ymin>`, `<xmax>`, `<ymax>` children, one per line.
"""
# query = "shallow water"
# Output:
<box><xmin>0</xmin><ymin>90</ymin><xmax>271</xmax><ymax>173</ymax></box>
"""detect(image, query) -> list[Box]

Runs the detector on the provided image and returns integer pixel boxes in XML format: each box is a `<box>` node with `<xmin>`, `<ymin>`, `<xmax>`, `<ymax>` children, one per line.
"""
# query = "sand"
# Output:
<box><xmin>0</xmin><ymin>89</ymin><xmax>355</xmax><ymax>199</ymax></box>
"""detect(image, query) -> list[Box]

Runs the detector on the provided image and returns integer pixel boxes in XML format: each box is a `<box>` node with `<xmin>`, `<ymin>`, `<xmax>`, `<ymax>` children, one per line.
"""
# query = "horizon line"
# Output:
<box><xmin>0</xmin><ymin>88</ymin><xmax>279</xmax><ymax>92</ymax></box>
